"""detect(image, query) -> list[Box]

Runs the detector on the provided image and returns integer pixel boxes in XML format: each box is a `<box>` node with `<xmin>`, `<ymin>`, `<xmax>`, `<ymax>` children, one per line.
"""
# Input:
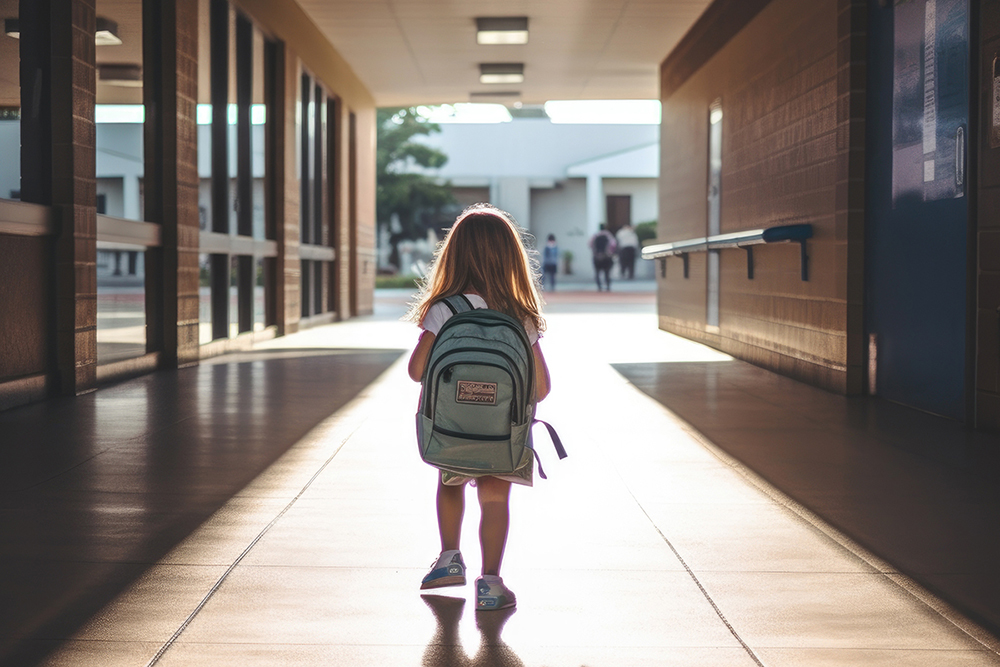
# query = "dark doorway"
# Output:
<box><xmin>605</xmin><ymin>195</ymin><xmax>631</xmax><ymax>234</ymax></box>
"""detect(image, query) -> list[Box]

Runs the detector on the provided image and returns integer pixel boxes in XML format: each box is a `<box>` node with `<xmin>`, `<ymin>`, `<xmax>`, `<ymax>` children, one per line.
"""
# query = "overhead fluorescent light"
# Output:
<box><xmin>99</xmin><ymin>64</ymin><xmax>142</xmax><ymax>87</ymax></box>
<box><xmin>479</xmin><ymin>63</ymin><xmax>524</xmax><ymax>85</ymax></box>
<box><xmin>469</xmin><ymin>91</ymin><xmax>521</xmax><ymax>106</ymax></box>
<box><xmin>7</xmin><ymin>17</ymin><xmax>123</xmax><ymax>44</ymax></box>
<box><xmin>476</xmin><ymin>17</ymin><xmax>528</xmax><ymax>45</ymax></box>
<box><xmin>417</xmin><ymin>104</ymin><xmax>513</xmax><ymax>124</ymax></box>
<box><xmin>543</xmin><ymin>100</ymin><xmax>662</xmax><ymax>124</ymax></box>
<box><xmin>95</xmin><ymin>17</ymin><xmax>122</xmax><ymax>46</ymax></box>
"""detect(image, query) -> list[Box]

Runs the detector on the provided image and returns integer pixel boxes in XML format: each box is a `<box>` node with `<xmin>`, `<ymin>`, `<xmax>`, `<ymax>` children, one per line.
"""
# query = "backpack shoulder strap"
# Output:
<box><xmin>528</xmin><ymin>419</ymin><xmax>568</xmax><ymax>480</ymax></box>
<box><xmin>441</xmin><ymin>294</ymin><xmax>475</xmax><ymax>315</ymax></box>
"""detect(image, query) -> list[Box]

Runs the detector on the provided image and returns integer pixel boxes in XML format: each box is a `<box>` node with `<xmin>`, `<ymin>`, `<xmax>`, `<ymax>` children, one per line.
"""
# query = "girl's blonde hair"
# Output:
<box><xmin>407</xmin><ymin>203</ymin><xmax>545</xmax><ymax>334</ymax></box>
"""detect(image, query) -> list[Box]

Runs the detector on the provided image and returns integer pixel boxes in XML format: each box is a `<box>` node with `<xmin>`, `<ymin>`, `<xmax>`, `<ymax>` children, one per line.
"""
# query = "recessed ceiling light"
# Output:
<box><xmin>100</xmin><ymin>64</ymin><xmax>142</xmax><ymax>87</ymax></box>
<box><xmin>4</xmin><ymin>17</ymin><xmax>122</xmax><ymax>44</ymax></box>
<box><xmin>96</xmin><ymin>18</ymin><xmax>122</xmax><ymax>46</ymax></box>
<box><xmin>479</xmin><ymin>63</ymin><xmax>524</xmax><ymax>85</ymax></box>
<box><xmin>469</xmin><ymin>91</ymin><xmax>522</xmax><ymax>105</ymax></box>
<box><xmin>476</xmin><ymin>17</ymin><xmax>528</xmax><ymax>45</ymax></box>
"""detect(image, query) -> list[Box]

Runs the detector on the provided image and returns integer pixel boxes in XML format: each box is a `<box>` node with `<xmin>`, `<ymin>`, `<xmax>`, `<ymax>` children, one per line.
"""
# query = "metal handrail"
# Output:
<box><xmin>641</xmin><ymin>223</ymin><xmax>813</xmax><ymax>280</ymax></box>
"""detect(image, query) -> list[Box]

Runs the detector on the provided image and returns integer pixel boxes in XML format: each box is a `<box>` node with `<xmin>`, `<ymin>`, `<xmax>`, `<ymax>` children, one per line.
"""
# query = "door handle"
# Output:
<box><xmin>956</xmin><ymin>125</ymin><xmax>965</xmax><ymax>191</ymax></box>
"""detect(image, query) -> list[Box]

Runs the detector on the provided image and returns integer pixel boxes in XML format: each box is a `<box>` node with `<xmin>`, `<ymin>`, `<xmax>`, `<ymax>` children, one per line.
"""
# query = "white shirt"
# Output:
<box><xmin>616</xmin><ymin>226</ymin><xmax>639</xmax><ymax>249</ymax></box>
<box><xmin>421</xmin><ymin>294</ymin><xmax>539</xmax><ymax>345</ymax></box>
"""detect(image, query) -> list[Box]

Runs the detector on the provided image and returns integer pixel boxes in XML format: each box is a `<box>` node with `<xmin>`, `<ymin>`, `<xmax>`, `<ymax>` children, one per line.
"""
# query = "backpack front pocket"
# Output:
<box><xmin>432</xmin><ymin>362</ymin><xmax>515</xmax><ymax>438</ymax></box>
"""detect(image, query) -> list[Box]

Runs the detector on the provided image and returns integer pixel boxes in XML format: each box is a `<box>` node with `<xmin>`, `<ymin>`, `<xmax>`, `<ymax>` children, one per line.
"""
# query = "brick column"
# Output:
<box><xmin>277</xmin><ymin>49</ymin><xmax>301</xmax><ymax>334</ymax></box>
<box><xmin>51</xmin><ymin>0</ymin><xmax>98</xmax><ymax>395</ymax></box>
<box><xmin>144</xmin><ymin>0</ymin><xmax>201</xmax><ymax>367</ymax></box>
<box><xmin>332</xmin><ymin>100</ymin><xmax>350</xmax><ymax>321</ymax></box>
<box><xmin>353</xmin><ymin>108</ymin><xmax>376</xmax><ymax>317</ymax></box>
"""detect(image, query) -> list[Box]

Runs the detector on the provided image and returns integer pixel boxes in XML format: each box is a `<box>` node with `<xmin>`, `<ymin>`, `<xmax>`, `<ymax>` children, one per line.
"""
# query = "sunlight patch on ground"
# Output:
<box><xmin>254</xmin><ymin>317</ymin><xmax>415</xmax><ymax>352</ymax></box>
<box><xmin>544</xmin><ymin>312</ymin><xmax>731</xmax><ymax>365</ymax></box>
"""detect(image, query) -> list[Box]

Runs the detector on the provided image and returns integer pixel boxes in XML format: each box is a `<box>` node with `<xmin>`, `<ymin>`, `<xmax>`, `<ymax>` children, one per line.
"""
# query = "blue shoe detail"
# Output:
<box><xmin>420</xmin><ymin>552</ymin><xmax>466</xmax><ymax>589</ymax></box>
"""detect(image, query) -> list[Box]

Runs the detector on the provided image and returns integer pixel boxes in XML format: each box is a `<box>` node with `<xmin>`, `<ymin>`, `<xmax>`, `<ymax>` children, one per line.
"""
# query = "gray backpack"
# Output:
<box><xmin>416</xmin><ymin>295</ymin><xmax>566</xmax><ymax>478</ymax></box>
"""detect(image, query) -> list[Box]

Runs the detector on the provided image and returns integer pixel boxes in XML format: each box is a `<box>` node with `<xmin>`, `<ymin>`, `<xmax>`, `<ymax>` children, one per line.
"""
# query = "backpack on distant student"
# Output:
<box><xmin>593</xmin><ymin>232</ymin><xmax>611</xmax><ymax>263</ymax></box>
<box><xmin>416</xmin><ymin>295</ymin><xmax>566</xmax><ymax>479</ymax></box>
<box><xmin>594</xmin><ymin>232</ymin><xmax>608</xmax><ymax>259</ymax></box>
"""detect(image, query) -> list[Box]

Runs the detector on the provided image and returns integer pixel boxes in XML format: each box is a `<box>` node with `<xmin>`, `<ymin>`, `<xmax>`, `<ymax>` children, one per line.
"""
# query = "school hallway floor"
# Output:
<box><xmin>4</xmin><ymin>285</ymin><xmax>1000</xmax><ymax>667</ymax></box>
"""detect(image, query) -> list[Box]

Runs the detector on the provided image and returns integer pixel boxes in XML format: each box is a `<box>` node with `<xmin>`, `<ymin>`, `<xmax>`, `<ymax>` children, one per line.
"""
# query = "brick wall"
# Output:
<box><xmin>658</xmin><ymin>0</ymin><xmax>866</xmax><ymax>394</ymax></box>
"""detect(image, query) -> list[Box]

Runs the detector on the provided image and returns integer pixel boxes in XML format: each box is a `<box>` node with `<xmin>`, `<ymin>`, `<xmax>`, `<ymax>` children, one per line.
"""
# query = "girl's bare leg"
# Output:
<box><xmin>476</xmin><ymin>476</ymin><xmax>512</xmax><ymax>576</ymax></box>
<box><xmin>436</xmin><ymin>477</ymin><xmax>466</xmax><ymax>552</ymax></box>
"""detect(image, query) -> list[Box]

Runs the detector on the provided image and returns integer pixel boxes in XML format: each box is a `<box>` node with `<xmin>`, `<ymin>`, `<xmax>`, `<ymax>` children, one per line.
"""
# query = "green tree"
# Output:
<box><xmin>377</xmin><ymin>107</ymin><xmax>455</xmax><ymax>271</ymax></box>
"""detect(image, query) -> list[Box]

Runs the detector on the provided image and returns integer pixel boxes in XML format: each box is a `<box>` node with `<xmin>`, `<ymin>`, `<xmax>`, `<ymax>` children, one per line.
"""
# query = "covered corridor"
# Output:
<box><xmin>3</xmin><ymin>287</ymin><xmax>1000</xmax><ymax>667</ymax></box>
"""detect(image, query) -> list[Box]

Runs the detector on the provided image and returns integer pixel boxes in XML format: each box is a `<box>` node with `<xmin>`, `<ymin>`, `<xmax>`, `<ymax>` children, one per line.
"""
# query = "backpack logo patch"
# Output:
<box><xmin>456</xmin><ymin>381</ymin><xmax>497</xmax><ymax>405</ymax></box>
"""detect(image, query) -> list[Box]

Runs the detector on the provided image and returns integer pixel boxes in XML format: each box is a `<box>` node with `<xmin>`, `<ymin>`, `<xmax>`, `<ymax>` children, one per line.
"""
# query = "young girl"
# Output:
<box><xmin>407</xmin><ymin>203</ymin><xmax>551</xmax><ymax>611</ymax></box>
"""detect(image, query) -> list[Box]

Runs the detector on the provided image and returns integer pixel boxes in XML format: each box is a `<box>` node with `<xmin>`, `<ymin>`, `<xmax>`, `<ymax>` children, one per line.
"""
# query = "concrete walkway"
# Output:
<box><xmin>12</xmin><ymin>290</ymin><xmax>1000</xmax><ymax>666</ymax></box>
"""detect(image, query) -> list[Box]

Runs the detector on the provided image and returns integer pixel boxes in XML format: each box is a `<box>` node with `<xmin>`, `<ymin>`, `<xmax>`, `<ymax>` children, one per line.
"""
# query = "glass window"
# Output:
<box><xmin>707</xmin><ymin>99</ymin><xmax>722</xmax><ymax>329</ymax></box>
<box><xmin>300</xmin><ymin>73</ymin><xmax>313</xmax><ymax>244</ymax></box>
<box><xmin>255</xmin><ymin>257</ymin><xmax>265</xmax><ymax>331</ymax></box>
<box><xmin>96</xmin><ymin>245</ymin><xmax>148</xmax><ymax>364</ymax></box>
<box><xmin>197</xmin><ymin>0</ymin><xmax>212</xmax><ymax>230</ymax></box>
<box><xmin>252</xmin><ymin>27</ymin><xmax>266</xmax><ymax>240</ymax></box>
<box><xmin>230</xmin><ymin>254</ymin><xmax>239</xmax><ymax>337</ymax></box>
<box><xmin>95</xmin><ymin>0</ymin><xmax>147</xmax><ymax>364</ymax></box>
<box><xmin>301</xmin><ymin>259</ymin><xmax>311</xmax><ymax>318</ymax></box>
<box><xmin>199</xmin><ymin>253</ymin><xmax>213</xmax><ymax>344</ymax></box>
<box><xmin>0</xmin><ymin>9</ymin><xmax>19</xmax><ymax>201</ymax></box>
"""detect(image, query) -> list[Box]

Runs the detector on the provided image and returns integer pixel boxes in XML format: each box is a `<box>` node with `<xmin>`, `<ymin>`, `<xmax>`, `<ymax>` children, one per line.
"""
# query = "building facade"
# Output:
<box><xmin>0</xmin><ymin>0</ymin><xmax>377</xmax><ymax>411</ymax></box>
<box><xmin>654</xmin><ymin>0</ymin><xmax>1000</xmax><ymax>430</ymax></box>
<box><xmin>412</xmin><ymin>118</ymin><xmax>659</xmax><ymax>282</ymax></box>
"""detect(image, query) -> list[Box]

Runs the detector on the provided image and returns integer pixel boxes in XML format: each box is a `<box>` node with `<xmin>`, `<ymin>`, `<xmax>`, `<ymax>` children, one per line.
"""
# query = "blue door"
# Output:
<box><xmin>866</xmin><ymin>0</ymin><xmax>970</xmax><ymax>420</ymax></box>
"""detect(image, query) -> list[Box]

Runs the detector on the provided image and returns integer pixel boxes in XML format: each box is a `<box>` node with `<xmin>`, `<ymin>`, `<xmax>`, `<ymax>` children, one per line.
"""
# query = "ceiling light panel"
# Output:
<box><xmin>479</xmin><ymin>63</ymin><xmax>524</xmax><ymax>85</ymax></box>
<box><xmin>95</xmin><ymin>18</ymin><xmax>122</xmax><ymax>46</ymax></box>
<box><xmin>476</xmin><ymin>17</ymin><xmax>528</xmax><ymax>45</ymax></box>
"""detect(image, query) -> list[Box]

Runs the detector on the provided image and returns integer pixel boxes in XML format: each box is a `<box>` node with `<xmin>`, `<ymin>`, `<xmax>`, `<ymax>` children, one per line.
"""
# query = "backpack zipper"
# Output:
<box><xmin>431</xmin><ymin>425</ymin><xmax>511</xmax><ymax>442</ymax></box>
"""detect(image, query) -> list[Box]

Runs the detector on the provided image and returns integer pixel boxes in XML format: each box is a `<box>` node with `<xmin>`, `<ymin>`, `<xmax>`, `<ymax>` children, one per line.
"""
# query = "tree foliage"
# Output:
<box><xmin>377</xmin><ymin>108</ymin><xmax>455</xmax><ymax>269</ymax></box>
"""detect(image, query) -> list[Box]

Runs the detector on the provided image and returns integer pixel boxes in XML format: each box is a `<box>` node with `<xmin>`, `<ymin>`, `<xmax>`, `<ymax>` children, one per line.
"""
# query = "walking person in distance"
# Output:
<box><xmin>589</xmin><ymin>224</ymin><xmax>617</xmax><ymax>291</ymax></box>
<box><xmin>542</xmin><ymin>234</ymin><xmax>559</xmax><ymax>291</ymax></box>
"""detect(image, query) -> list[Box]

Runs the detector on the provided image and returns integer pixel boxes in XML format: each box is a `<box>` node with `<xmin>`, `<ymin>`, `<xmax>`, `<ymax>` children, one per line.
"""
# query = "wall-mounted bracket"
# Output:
<box><xmin>681</xmin><ymin>252</ymin><xmax>689</xmax><ymax>279</ymax></box>
<box><xmin>744</xmin><ymin>246</ymin><xmax>754</xmax><ymax>279</ymax></box>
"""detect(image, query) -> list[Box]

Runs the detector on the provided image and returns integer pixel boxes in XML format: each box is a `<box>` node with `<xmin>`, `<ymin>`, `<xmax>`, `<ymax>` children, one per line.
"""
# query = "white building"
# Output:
<box><xmin>411</xmin><ymin>116</ymin><xmax>659</xmax><ymax>281</ymax></box>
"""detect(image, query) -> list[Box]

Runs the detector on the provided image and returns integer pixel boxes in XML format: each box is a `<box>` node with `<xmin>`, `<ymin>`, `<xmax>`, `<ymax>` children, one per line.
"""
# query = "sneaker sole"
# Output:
<box><xmin>420</xmin><ymin>575</ymin><xmax>466</xmax><ymax>590</ymax></box>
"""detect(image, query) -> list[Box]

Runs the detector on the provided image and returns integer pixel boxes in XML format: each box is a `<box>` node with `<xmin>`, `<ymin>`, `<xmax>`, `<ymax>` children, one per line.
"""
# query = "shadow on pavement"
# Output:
<box><xmin>0</xmin><ymin>348</ymin><xmax>404</xmax><ymax>667</ymax></box>
<box><xmin>615</xmin><ymin>359</ymin><xmax>1000</xmax><ymax>638</ymax></box>
<box><xmin>421</xmin><ymin>594</ymin><xmax>523</xmax><ymax>667</ymax></box>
